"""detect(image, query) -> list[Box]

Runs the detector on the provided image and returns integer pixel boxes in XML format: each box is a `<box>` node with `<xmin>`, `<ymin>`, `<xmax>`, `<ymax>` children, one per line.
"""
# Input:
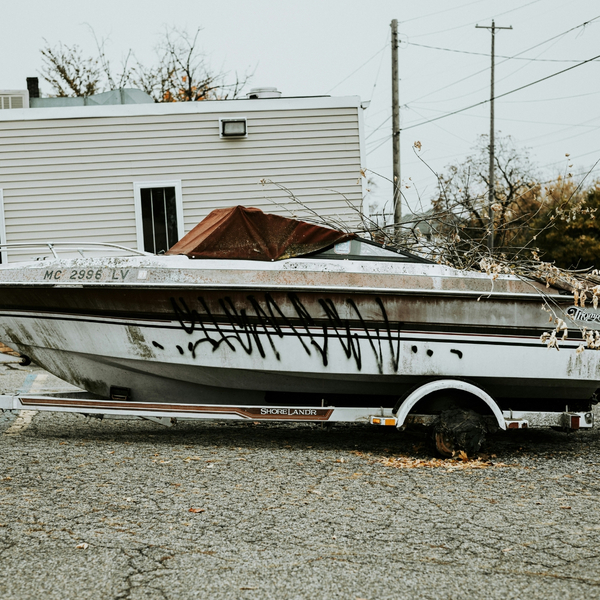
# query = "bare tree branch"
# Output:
<box><xmin>39</xmin><ymin>27</ymin><xmax>254</xmax><ymax>102</ymax></box>
<box><xmin>40</xmin><ymin>41</ymin><xmax>102</xmax><ymax>97</ymax></box>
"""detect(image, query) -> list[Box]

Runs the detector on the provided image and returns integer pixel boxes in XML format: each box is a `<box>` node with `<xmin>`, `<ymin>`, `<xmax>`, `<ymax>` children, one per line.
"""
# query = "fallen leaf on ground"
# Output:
<box><xmin>352</xmin><ymin>450</ymin><xmax>511</xmax><ymax>470</ymax></box>
<box><xmin>189</xmin><ymin>508</ymin><xmax>205</xmax><ymax>513</ymax></box>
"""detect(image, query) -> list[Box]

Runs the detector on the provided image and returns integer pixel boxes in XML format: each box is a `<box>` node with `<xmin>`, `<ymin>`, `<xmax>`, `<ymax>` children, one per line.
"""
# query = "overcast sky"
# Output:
<box><xmin>3</xmin><ymin>0</ymin><xmax>600</xmax><ymax>217</ymax></box>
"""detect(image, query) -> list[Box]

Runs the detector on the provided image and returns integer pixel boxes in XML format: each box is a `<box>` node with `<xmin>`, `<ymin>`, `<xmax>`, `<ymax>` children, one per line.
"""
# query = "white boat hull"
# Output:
<box><xmin>0</xmin><ymin>254</ymin><xmax>598</xmax><ymax>412</ymax></box>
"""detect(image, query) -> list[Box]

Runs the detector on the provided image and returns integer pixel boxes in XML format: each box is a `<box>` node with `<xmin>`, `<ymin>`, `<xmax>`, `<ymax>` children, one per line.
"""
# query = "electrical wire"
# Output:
<box><xmin>540</xmin><ymin>154</ymin><xmax>600</xmax><ymax>171</ymax></box>
<box><xmin>366</xmin><ymin>131</ymin><xmax>392</xmax><ymax>144</ymax></box>
<box><xmin>413</xmin><ymin>32</ymin><xmax>565</xmax><ymax>106</ymax></box>
<box><xmin>327</xmin><ymin>43</ymin><xmax>388</xmax><ymax>94</ymax></box>
<box><xmin>366</xmin><ymin>135</ymin><xmax>392</xmax><ymax>155</ymax></box>
<box><xmin>405</xmin><ymin>106</ymin><xmax>472</xmax><ymax>143</ymax></box>
<box><xmin>407</xmin><ymin>0</ymin><xmax>543</xmax><ymax>39</ymax></box>
<box><xmin>408</xmin><ymin>103</ymin><xmax>600</xmax><ymax>129</ymax></box>
<box><xmin>397</xmin><ymin>0</ymin><xmax>487</xmax><ymax>25</ymax></box>
<box><xmin>403</xmin><ymin>16</ymin><xmax>600</xmax><ymax>106</ymax></box>
<box><xmin>365</xmin><ymin>115</ymin><xmax>392</xmax><ymax>140</ymax></box>
<box><xmin>498</xmin><ymin>117</ymin><xmax>600</xmax><ymax>129</ymax></box>
<box><xmin>522</xmin><ymin>118</ymin><xmax>600</xmax><ymax>145</ymax></box>
<box><xmin>368</xmin><ymin>31</ymin><xmax>390</xmax><ymax>104</ymax></box>
<box><xmin>405</xmin><ymin>40</ymin><xmax>596</xmax><ymax>63</ymax></box>
<box><xmin>501</xmin><ymin>90</ymin><xmax>600</xmax><ymax>103</ymax></box>
<box><xmin>401</xmin><ymin>53</ymin><xmax>600</xmax><ymax>131</ymax></box>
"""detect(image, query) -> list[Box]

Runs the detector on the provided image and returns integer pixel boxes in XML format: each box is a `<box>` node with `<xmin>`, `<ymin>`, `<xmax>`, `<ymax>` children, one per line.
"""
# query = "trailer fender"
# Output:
<box><xmin>394</xmin><ymin>379</ymin><xmax>506</xmax><ymax>431</ymax></box>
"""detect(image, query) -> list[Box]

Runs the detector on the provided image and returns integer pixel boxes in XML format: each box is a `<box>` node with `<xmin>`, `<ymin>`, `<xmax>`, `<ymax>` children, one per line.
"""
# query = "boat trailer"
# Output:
<box><xmin>0</xmin><ymin>392</ymin><xmax>592</xmax><ymax>432</ymax></box>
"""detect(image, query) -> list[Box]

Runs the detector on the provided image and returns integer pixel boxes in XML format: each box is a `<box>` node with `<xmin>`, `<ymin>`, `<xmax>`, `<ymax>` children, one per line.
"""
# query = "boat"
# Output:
<box><xmin>0</xmin><ymin>206</ymin><xmax>597</xmax><ymax>454</ymax></box>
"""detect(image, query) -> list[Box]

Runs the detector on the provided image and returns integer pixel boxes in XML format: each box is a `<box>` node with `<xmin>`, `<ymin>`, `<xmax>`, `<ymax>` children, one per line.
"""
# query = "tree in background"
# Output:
<box><xmin>412</xmin><ymin>136</ymin><xmax>600</xmax><ymax>271</ymax></box>
<box><xmin>40</xmin><ymin>28</ymin><xmax>251</xmax><ymax>102</ymax></box>
<box><xmin>40</xmin><ymin>43</ymin><xmax>103</xmax><ymax>97</ymax></box>
<box><xmin>431</xmin><ymin>135</ymin><xmax>543</xmax><ymax>255</ymax></box>
<box><xmin>528</xmin><ymin>178</ymin><xmax>600</xmax><ymax>269</ymax></box>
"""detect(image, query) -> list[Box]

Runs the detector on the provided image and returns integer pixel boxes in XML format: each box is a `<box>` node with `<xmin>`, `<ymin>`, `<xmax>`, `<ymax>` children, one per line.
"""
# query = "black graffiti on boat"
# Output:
<box><xmin>161</xmin><ymin>293</ymin><xmax>400</xmax><ymax>373</ymax></box>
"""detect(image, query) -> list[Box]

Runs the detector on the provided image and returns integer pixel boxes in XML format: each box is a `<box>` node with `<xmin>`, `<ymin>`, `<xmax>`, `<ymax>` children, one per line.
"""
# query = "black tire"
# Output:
<box><xmin>433</xmin><ymin>408</ymin><xmax>487</xmax><ymax>457</ymax></box>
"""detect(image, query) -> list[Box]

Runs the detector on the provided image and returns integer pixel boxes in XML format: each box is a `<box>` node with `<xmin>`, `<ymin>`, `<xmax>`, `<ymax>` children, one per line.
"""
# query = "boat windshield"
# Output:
<box><xmin>311</xmin><ymin>238</ymin><xmax>431</xmax><ymax>263</ymax></box>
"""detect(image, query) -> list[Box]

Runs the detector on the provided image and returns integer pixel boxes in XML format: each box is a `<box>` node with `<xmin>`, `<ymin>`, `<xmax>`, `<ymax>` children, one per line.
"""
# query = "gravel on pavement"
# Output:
<box><xmin>1</xmin><ymin>360</ymin><xmax>600</xmax><ymax>599</ymax></box>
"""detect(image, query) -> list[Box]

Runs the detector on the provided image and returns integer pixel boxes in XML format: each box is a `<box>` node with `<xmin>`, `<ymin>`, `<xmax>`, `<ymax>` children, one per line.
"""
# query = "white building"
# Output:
<box><xmin>0</xmin><ymin>90</ymin><xmax>366</xmax><ymax>263</ymax></box>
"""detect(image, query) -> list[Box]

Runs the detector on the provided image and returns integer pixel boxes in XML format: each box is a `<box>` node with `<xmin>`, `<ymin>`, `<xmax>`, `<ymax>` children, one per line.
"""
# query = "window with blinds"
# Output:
<box><xmin>140</xmin><ymin>187</ymin><xmax>179</xmax><ymax>254</ymax></box>
<box><xmin>0</xmin><ymin>189</ymin><xmax>5</xmax><ymax>264</ymax></box>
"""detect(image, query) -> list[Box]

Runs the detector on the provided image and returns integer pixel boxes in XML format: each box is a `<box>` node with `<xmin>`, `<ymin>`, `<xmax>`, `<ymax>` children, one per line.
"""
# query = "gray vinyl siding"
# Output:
<box><xmin>0</xmin><ymin>100</ymin><xmax>363</xmax><ymax>262</ymax></box>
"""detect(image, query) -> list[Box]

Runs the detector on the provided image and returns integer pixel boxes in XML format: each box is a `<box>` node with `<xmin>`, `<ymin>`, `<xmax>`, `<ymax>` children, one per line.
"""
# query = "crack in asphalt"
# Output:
<box><xmin>1</xmin><ymin>394</ymin><xmax>600</xmax><ymax>598</ymax></box>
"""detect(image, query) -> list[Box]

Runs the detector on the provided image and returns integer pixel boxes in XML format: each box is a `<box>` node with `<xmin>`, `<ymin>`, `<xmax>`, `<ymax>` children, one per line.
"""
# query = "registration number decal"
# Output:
<box><xmin>43</xmin><ymin>269</ymin><xmax>130</xmax><ymax>281</ymax></box>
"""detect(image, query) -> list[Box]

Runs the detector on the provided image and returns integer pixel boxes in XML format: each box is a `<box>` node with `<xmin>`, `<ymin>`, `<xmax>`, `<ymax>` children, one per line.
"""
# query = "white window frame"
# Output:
<box><xmin>133</xmin><ymin>180</ymin><xmax>184</xmax><ymax>253</ymax></box>
<box><xmin>0</xmin><ymin>189</ymin><xmax>6</xmax><ymax>264</ymax></box>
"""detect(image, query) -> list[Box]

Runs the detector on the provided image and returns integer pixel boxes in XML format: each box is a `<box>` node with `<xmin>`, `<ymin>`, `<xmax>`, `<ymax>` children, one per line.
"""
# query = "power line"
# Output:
<box><xmin>497</xmin><ymin>15</ymin><xmax>600</xmax><ymax>59</ymax></box>
<box><xmin>412</xmin><ymin>39</ymin><xmax>560</xmax><ymax>106</ymax></box>
<box><xmin>496</xmin><ymin>116</ymin><xmax>600</xmax><ymax>129</ymax></box>
<box><xmin>365</xmin><ymin>114</ymin><xmax>392</xmax><ymax>140</ymax></box>
<box><xmin>366</xmin><ymin>135</ymin><xmax>392</xmax><ymax>155</ymax></box>
<box><xmin>406</xmin><ymin>106</ymin><xmax>472</xmax><ymax>143</ymax></box>
<box><xmin>501</xmin><ymin>90</ymin><xmax>600</xmax><ymax>103</ymax></box>
<box><xmin>413</xmin><ymin>31</ymin><xmax>569</xmax><ymax>106</ymax></box>
<box><xmin>369</xmin><ymin>31</ymin><xmax>389</xmax><ymax>104</ymax></box>
<box><xmin>402</xmin><ymin>16</ymin><xmax>600</xmax><ymax>106</ymax></box>
<box><xmin>326</xmin><ymin>43</ymin><xmax>387</xmax><ymax>93</ymax></box>
<box><xmin>521</xmin><ymin>117</ymin><xmax>600</xmax><ymax>145</ymax></box>
<box><xmin>540</xmin><ymin>154</ymin><xmax>600</xmax><ymax>170</ymax></box>
<box><xmin>407</xmin><ymin>0</ymin><xmax>542</xmax><ymax>39</ymax></box>
<box><xmin>366</xmin><ymin>133</ymin><xmax>392</xmax><ymax>146</ymax></box>
<box><xmin>405</xmin><ymin>40</ymin><xmax>597</xmax><ymax>63</ymax></box>
<box><xmin>401</xmin><ymin>53</ymin><xmax>600</xmax><ymax>131</ymax></box>
<box><xmin>397</xmin><ymin>0</ymin><xmax>487</xmax><ymax>25</ymax></box>
<box><xmin>408</xmin><ymin>104</ymin><xmax>600</xmax><ymax>129</ymax></box>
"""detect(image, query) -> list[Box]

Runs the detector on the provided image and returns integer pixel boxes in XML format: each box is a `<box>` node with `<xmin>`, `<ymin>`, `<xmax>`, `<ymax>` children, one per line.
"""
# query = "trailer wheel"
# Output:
<box><xmin>433</xmin><ymin>408</ymin><xmax>487</xmax><ymax>457</ymax></box>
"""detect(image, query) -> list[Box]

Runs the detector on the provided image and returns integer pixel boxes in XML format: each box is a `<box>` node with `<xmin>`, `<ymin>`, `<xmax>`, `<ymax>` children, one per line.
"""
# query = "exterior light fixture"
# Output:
<box><xmin>220</xmin><ymin>118</ymin><xmax>247</xmax><ymax>138</ymax></box>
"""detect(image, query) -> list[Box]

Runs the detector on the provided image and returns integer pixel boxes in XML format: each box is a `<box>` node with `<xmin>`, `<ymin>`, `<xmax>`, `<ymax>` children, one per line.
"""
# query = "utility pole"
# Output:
<box><xmin>391</xmin><ymin>19</ymin><xmax>401</xmax><ymax>236</ymax></box>
<box><xmin>476</xmin><ymin>20</ymin><xmax>512</xmax><ymax>253</ymax></box>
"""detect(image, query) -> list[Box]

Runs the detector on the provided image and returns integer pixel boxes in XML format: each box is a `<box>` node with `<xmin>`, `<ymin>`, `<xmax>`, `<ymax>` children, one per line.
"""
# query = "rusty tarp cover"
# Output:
<box><xmin>165</xmin><ymin>206</ymin><xmax>355</xmax><ymax>261</ymax></box>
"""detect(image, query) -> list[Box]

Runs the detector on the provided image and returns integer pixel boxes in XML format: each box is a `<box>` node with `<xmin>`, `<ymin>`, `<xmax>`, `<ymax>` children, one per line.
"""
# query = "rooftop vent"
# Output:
<box><xmin>0</xmin><ymin>90</ymin><xmax>29</xmax><ymax>109</ymax></box>
<box><xmin>246</xmin><ymin>87</ymin><xmax>282</xmax><ymax>100</ymax></box>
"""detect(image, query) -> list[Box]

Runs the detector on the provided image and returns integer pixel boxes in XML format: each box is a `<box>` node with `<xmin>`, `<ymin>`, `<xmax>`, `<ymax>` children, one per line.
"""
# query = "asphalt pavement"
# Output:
<box><xmin>1</xmin><ymin>358</ymin><xmax>600</xmax><ymax>599</ymax></box>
